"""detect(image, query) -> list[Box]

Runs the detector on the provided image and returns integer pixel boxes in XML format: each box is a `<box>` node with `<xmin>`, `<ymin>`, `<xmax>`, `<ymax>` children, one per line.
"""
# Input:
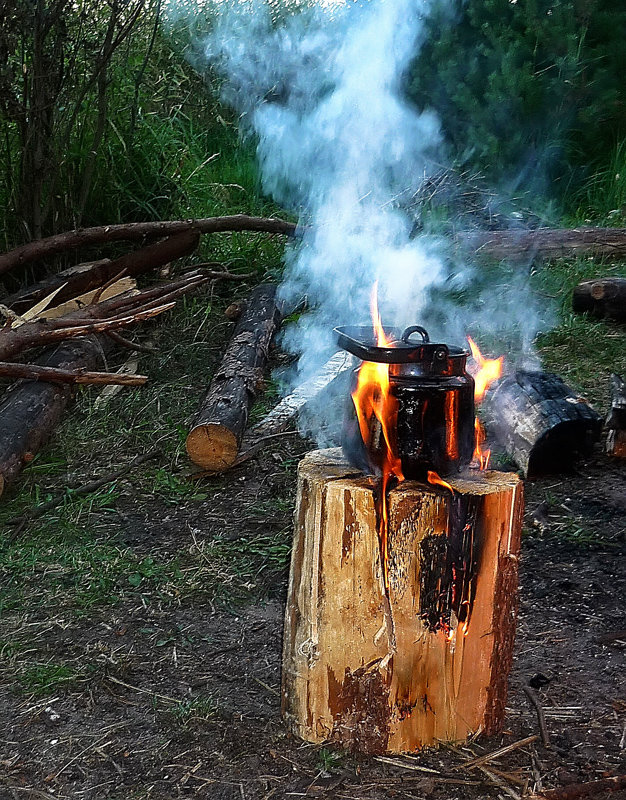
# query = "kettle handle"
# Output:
<box><xmin>401</xmin><ymin>325</ymin><xmax>430</xmax><ymax>344</ymax></box>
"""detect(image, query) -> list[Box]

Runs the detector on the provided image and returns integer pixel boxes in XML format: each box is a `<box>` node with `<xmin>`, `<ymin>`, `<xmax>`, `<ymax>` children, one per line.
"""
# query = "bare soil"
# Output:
<box><xmin>1</xmin><ymin>437</ymin><xmax>625</xmax><ymax>800</ymax></box>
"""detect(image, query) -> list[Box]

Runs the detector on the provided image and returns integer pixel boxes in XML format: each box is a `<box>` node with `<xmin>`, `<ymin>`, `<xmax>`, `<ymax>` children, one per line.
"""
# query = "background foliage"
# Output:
<box><xmin>408</xmin><ymin>0</ymin><xmax>626</xmax><ymax>216</ymax></box>
<box><xmin>1</xmin><ymin>0</ymin><xmax>626</xmax><ymax>252</ymax></box>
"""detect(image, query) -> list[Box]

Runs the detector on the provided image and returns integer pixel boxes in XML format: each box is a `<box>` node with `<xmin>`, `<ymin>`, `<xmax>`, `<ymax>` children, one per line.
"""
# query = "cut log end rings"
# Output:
<box><xmin>186</xmin><ymin>424</ymin><xmax>239</xmax><ymax>472</ymax></box>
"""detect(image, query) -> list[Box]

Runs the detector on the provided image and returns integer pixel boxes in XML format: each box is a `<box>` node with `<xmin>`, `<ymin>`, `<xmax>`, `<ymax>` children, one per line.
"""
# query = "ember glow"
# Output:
<box><xmin>351</xmin><ymin>283</ymin><xmax>404</xmax><ymax>591</ymax></box>
<box><xmin>467</xmin><ymin>336</ymin><xmax>505</xmax><ymax>470</ymax></box>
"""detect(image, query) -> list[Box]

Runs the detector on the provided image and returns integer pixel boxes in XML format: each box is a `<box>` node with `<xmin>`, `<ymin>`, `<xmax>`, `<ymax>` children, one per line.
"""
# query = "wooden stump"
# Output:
<box><xmin>282</xmin><ymin>448</ymin><xmax>524</xmax><ymax>754</ymax></box>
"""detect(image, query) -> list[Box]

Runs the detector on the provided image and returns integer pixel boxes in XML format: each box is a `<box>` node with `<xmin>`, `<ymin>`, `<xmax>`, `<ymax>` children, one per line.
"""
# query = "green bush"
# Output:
<box><xmin>408</xmin><ymin>0</ymin><xmax>626</xmax><ymax>201</ymax></box>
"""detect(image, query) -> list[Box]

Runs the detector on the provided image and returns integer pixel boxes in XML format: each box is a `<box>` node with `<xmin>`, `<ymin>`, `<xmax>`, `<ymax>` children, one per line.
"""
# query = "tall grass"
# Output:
<box><xmin>571</xmin><ymin>139</ymin><xmax>626</xmax><ymax>224</ymax></box>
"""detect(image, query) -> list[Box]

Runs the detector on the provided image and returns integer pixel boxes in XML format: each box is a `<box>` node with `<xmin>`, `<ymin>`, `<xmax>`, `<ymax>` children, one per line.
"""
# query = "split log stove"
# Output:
<box><xmin>281</xmin><ymin>322</ymin><xmax>524</xmax><ymax>753</ymax></box>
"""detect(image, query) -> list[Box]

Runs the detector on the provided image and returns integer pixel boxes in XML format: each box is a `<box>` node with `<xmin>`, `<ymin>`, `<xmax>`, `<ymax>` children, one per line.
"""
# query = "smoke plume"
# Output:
<box><xmin>165</xmin><ymin>0</ymin><xmax>553</xmax><ymax>441</ymax></box>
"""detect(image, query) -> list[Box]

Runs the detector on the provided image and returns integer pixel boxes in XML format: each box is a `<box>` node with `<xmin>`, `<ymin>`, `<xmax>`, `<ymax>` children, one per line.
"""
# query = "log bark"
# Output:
<box><xmin>0</xmin><ymin>215</ymin><xmax>297</xmax><ymax>276</ymax></box>
<box><xmin>572</xmin><ymin>278</ymin><xmax>626</xmax><ymax>322</ymax></box>
<box><xmin>186</xmin><ymin>283</ymin><xmax>281</xmax><ymax>471</ymax></box>
<box><xmin>4</xmin><ymin>231</ymin><xmax>200</xmax><ymax>313</ymax></box>
<box><xmin>0</xmin><ymin>337</ymin><xmax>108</xmax><ymax>493</ymax></box>
<box><xmin>459</xmin><ymin>227</ymin><xmax>626</xmax><ymax>262</ymax></box>
<box><xmin>483</xmin><ymin>371</ymin><xmax>602</xmax><ymax>477</ymax></box>
<box><xmin>606</xmin><ymin>373</ymin><xmax>626</xmax><ymax>457</ymax></box>
<box><xmin>282</xmin><ymin>448</ymin><xmax>524</xmax><ymax>753</ymax></box>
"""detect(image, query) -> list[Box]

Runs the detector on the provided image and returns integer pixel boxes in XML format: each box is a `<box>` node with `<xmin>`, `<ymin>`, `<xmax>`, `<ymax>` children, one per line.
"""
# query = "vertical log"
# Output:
<box><xmin>282</xmin><ymin>448</ymin><xmax>524</xmax><ymax>753</ymax></box>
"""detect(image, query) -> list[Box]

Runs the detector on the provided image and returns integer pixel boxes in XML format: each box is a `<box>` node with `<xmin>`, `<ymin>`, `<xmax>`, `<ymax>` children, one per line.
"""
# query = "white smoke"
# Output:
<box><xmin>164</xmin><ymin>0</ymin><xmax>553</xmax><ymax>441</ymax></box>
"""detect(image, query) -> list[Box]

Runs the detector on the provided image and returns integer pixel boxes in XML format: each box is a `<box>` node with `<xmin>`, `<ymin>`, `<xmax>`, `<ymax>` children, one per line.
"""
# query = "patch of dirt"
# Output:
<box><xmin>1</xmin><ymin>444</ymin><xmax>625</xmax><ymax>800</ymax></box>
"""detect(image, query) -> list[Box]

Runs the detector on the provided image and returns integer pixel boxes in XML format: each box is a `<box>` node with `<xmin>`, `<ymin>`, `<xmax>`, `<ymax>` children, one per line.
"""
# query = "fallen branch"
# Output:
<box><xmin>4</xmin><ymin>230</ymin><xmax>200</xmax><ymax>312</ymax></box>
<box><xmin>0</xmin><ymin>361</ymin><xmax>147</xmax><ymax>386</ymax></box>
<box><xmin>458</xmin><ymin>226</ymin><xmax>626</xmax><ymax>262</ymax></box>
<box><xmin>0</xmin><ymin>215</ymin><xmax>297</xmax><ymax>276</ymax></box>
<box><xmin>6</xmin><ymin>449</ymin><xmax>160</xmax><ymax>534</ymax></box>
<box><xmin>0</xmin><ymin>272</ymin><xmax>208</xmax><ymax>361</ymax></box>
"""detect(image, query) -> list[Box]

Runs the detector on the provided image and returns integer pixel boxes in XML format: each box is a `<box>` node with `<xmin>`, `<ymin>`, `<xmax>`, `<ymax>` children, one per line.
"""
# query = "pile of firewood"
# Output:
<box><xmin>0</xmin><ymin>215</ymin><xmax>296</xmax><ymax>495</ymax></box>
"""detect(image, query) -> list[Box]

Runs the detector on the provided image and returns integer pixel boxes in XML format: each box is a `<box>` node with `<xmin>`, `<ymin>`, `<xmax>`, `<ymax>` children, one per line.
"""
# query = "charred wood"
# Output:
<box><xmin>0</xmin><ymin>215</ymin><xmax>297</xmax><ymax>276</ymax></box>
<box><xmin>483</xmin><ymin>371</ymin><xmax>602</xmax><ymax>477</ymax></box>
<box><xmin>186</xmin><ymin>283</ymin><xmax>281</xmax><ymax>471</ymax></box>
<box><xmin>572</xmin><ymin>278</ymin><xmax>626</xmax><ymax>322</ymax></box>
<box><xmin>606</xmin><ymin>373</ymin><xmax>626</xmax><ymax>457</ymax></box>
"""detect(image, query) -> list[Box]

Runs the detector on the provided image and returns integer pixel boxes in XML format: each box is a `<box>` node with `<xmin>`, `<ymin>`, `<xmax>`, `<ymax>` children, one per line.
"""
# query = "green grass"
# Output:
<box><xmin>18</xmin><ymin>662</ymin><xmax>84</xmax><ymax>697</ymax></box>
<box><xmin>531</xmin><ymin>257</ymin><xmax>626</xmax><ymax>408</ymax></box>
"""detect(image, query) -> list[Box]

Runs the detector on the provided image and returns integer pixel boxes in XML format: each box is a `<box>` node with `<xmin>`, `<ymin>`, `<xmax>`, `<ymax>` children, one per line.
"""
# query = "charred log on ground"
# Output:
<box><xmin>484</xmin><ymin>371</ymin><xmax>602</xmax><ymax>477</ymax></box>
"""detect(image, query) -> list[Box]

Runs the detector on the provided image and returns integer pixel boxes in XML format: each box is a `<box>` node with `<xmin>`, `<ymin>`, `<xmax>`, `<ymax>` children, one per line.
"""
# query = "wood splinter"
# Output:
<box><xmin>282</xmin><ymin>448</ymin><xmax>524</xmax><ymax>754</ymax></box>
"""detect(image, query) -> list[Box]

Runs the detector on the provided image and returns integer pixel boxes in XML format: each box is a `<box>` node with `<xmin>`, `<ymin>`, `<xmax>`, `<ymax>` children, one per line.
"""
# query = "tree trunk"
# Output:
<box><xmin>572</xmin><ymin>278</ymin><xmax>626</xmax><ymax>322</ymax></box>
<box><xmin>483</xmin><ymin>371</ymin><xmax>602</xmax><ymax>477</ymax></box>
<box><xmin>0</xmin><ymin>337</ymin><xmax>108</xmax><ymax>494</ymax></box>
<box><xmin>186</xmin><ymin>284</ymin><xmax>281</xmax><ymax>471</ymax></box>
<box><xmin>282</xmin><ymin>448</ymin><xmax>524</xmax><ymax>753</ymax></box>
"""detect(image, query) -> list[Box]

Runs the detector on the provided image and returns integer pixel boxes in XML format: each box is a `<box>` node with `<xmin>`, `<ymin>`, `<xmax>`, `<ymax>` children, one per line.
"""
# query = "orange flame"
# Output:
<box><xmin>467</xmin><ymin>336</ymin><xmax>504</xmax><ymax>403</ymax></box>
<box><xmin>351</xmin><ymin>283</ymin><xmax>404</xmax><ymax>591</ymax></box>
<box><xmin>473</xmin><ymin>418</ymin><xmax>491</xmax><ymax>470</ymax></box>
<box><xmin>467</xmin><ymin>337</ymin><xmax>504</xmax><ymax>470</ymax></box>
<box><xmin>427</xmin><ymin>470</ymin><xmax>454</xmax><ymax>494</ymax></box>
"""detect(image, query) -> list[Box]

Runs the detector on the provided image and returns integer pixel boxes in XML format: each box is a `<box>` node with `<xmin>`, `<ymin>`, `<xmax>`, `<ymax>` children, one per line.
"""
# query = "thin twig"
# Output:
<box><xmin>106</xmin><ymin>330</ymin><xmax>157</xmax><ymax>353</ymax></box>
<box><xmin>463</xmin><ymin>734</ymin><xmax>539</xmax><ymax>768</ymax></box>
<box><xmin>0</xmin><ymin>361</ymin><xmax>147</xmax><ymax>386</ymax></box>
<box><xmin>6</xmin><ymin>449</ymin><xmax>160</xmax><ymax>532</ymax></box>
<box><xmin>477</xmin><ymin>766</ymin><xmax>522</xmax><ymax>800</ymax></box>
<box><xmin>523</xmin><ymin>686</ymin><xmax>551</xmax><ymax>748</ymax></box>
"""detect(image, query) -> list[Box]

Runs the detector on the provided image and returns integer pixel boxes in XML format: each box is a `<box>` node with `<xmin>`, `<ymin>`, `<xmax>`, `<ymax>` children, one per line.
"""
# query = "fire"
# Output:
<box><xmin>467</xmin><ymin>336</ymin><xmax>504</xmax><ymax>403</ymax></box>
<box><xmin>427</xmin><ymin>470</ymin><xmax>454</xmax><ymax>493</ymax></box>
<box><xmin>351</xmin><ymin>283</ymin><xmax>404</xmax><ymax>591</ymax></box>
<box><xmin>473</xmin><ymin>418</ymin><xmax>491</xmax><ymax>470</ymax></box>
<box><xmin>467</xmin><ymin>336</ymin><xmax>504</xmax><ymax>470</ymax></box>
